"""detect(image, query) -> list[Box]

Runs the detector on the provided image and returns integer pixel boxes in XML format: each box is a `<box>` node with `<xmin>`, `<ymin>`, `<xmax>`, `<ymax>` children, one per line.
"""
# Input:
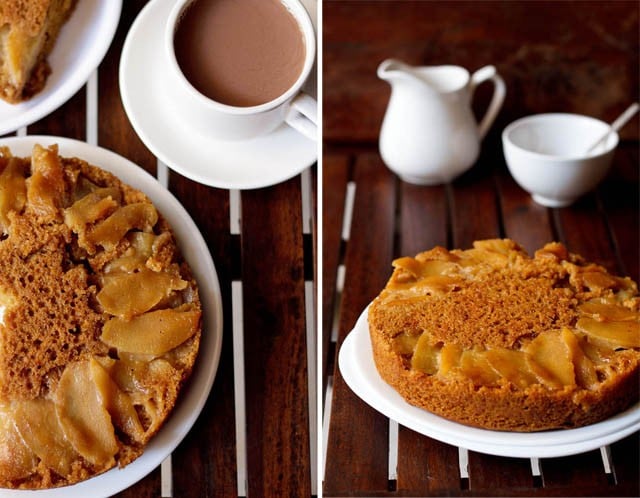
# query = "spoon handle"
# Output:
<box><xmin>587</xmin><ymin>102</ymin><xmax>639</xmax><ymax>153</ymax></box>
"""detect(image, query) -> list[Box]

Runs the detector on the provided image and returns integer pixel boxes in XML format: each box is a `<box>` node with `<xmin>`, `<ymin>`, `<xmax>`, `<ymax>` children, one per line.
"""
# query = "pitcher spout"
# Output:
<box><xmin>377</xmin><ymin>59</ymin><xmax>472</xmax><ymax>97</ymax></box>
<box><xmin>377</xmin><ymin>59</ymin><xmax>432</xmax><ymax>87</ymax></box>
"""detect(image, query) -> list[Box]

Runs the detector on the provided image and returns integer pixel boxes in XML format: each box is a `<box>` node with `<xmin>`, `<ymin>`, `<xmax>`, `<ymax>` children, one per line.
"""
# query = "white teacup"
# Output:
<box><xmin>164</xmin><ymin>0</ymin><xmax>317</xmax><ymax>141</ymax></box>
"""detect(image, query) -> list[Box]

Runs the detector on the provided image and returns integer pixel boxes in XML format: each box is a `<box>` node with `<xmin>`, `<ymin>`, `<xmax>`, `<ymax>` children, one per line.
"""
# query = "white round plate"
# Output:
<box><xmin>0</xmin><ymin>136</ymin><xmax>223</xmax><ymax>498</ymax></box>
<box><xmin>0</xmin><ymin>0</ymin><xmax>121</xmax><ymax>135</ymax></box>
<box><xmin>339</xmin><ymin>307</ymin><xmax>640</xmax><ymax>458</ymax></box>
<box><xmin>119</xmin><ymin>0</ymin><xmax>317</xmax><ymax>190</ymax></box>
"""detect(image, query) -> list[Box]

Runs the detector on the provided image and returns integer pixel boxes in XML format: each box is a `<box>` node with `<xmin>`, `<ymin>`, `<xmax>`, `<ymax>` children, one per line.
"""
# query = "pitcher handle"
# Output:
<box><xmin>470</xmin><ymin>65</ymin><xmax>506</xmax><ymax>140</ymax></box>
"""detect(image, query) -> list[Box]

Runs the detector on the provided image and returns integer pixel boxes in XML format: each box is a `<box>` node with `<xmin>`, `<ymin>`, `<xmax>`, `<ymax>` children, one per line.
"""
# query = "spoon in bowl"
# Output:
<box><xmin>586</xmin><ymin>102</ymin><xmax>639</xmax><ymax>153</ymax></box>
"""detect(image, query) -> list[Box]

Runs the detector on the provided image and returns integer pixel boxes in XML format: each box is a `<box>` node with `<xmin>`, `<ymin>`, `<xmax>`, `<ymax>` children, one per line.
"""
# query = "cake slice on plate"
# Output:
<box><xmin>0</xmin><ymin>0</ymin><xmax>76</xmax><ymax>103</ymax></box>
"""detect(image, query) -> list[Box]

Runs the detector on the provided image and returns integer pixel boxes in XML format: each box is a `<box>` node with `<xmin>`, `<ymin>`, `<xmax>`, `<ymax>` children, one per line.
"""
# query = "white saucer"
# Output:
<box><xmin>119</xmin><ymin>0</ymin><xmax>317</xmax><ymax>190</ymax></box>
<box><xmin>339</xmin><ymin>307</ymin><xmax>640</xmax><ymax>458</ymax></box>
<box><xmin>0</xmin><ymin>0</ymin><xmax>121</xmax><ymax>135</ymax></box>
<box><xmin>0</xmin><ymin>136</ymin><xmax>223</xmax><ymax>498</ymax></box>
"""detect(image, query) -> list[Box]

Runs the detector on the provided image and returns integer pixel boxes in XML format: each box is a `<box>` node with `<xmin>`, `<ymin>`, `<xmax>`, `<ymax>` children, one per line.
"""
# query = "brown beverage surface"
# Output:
<box><xmin>174</xmin><ymin>0</ymin><xmax>306</xmax><ymax>107</ymax></box>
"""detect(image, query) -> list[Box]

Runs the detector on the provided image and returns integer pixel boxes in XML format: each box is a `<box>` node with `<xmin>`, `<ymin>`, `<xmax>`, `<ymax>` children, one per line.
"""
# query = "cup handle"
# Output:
<box><xmin>285</xmin><ymin>93</ymin><xmax>317</xmax><ymax>141</ymax></box>
<box><xmin>470</xmin><ymin>65</ymin><xmax>506</xmax><ymax>140</ymax></box>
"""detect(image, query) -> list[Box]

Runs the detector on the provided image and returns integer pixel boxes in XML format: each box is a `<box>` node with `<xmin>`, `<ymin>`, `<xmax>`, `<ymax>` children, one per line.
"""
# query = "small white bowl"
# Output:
<box><xmin>502</xmin><ymin>113</ymin><xmax>618</xmax><ymax>207</ymax></box>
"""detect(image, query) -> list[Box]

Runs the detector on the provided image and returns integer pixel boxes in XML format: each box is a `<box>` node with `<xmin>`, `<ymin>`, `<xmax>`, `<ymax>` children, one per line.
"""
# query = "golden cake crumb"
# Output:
<box><xmin>0</xmin><ymin>0</ymin><xmax>77</xmax><ymax>103</ymax></box>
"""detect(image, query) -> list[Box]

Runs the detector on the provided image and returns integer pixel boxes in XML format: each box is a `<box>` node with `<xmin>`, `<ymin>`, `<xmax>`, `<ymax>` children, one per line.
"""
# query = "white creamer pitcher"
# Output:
<box><xmin>378</xmin><ymin>59</ymin><xmax>506</xmax><ymax>185</ymax></box>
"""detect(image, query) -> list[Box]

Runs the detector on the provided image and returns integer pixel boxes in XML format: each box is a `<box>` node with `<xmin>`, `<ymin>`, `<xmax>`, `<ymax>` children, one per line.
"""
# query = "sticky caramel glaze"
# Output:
<box><xmin>173</xmin><ymin>0</ymin><xmax>306</xmax><ymax>107</ymax></box>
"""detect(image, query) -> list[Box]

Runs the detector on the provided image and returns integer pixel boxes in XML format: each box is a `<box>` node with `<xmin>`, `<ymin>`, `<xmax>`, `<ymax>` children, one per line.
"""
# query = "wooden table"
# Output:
<box><xmin>323</xmin><ymin>1</ymin><xmax>639</xmax><ymax>496</ymax></box>
<box><xmin>2</xmin><ymin>1</ymin><xmax>317</xmax><ymax>496</ymax></box>
<box><xmin>322</xmin><ymin>141</ymin><xmax>639</xmax><ymax>497</ymax></box>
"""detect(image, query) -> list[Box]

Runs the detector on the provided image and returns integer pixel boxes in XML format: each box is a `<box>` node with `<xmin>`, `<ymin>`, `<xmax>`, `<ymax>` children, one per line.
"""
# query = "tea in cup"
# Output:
<box><xmin>165</xmin><ymin>0</ymin><xmax>317</xmax><ymax>141</ymax></box>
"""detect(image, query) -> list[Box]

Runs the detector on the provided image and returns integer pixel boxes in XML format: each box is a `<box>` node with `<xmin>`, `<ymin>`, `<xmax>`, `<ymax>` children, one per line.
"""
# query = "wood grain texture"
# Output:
<box><xmin>324</xmin><ymin>154</ymin><xmax>396</xmax><ymax>496</ymax></box>
<box><xmin>98</xmin><ymin>0</ymin><xmax>156</xmax><ymax>176</ymax></box>
<box><xmin>396</xmin><ymin>428</ymin><xmax>460</xmax><ymax>495</ymax></box>
<box><xmin>241</xmin><ymin>178</ymin><xmax>312</xmax><ymax>498</ymax></box>
<box><xmin>323</xmin><ymin>154</ymin><xmax>350</xmax><ymax>390</ymax></box>
<box><xmin>168</xmin><ymin>180</ymin><xmax>237</xmax><ymax>498</ymax></box>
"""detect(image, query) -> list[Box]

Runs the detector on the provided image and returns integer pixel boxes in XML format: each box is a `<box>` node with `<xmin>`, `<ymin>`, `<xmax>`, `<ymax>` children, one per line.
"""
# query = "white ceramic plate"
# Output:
<box><xmin>0</xmin><ymin>136</ymin><xmax>223</xmax><ymax>498</ymax></box>
<box><xmin>339</xmin><ymin>306</ymin><xmax>640</xmax><ymax>458</ymax></box>
<box><xmin>119</xmin><ymin>0</ymin><xmax>317</xmax><ymax>190</ymax></box>
<box><xmin>0</xmin><ymin>0</ymin><xmax>121</xmax><ymax>135</ymax></box>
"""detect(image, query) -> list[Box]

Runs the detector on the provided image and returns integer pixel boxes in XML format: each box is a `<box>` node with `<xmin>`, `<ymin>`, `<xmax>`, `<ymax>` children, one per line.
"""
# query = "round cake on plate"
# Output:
<box><xmin>368</xmin><ymin>239</ymin><xmax>640</xmax><ymax>431</ymax></box>
<box><xmin>0</xmin><ymin>144</ymin><xmax>202</xmax><ymax>489</ymax></box>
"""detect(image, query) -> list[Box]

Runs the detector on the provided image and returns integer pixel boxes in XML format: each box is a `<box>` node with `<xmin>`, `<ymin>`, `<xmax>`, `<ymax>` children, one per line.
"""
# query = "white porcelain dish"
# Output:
<box><xmin>119</xmin><ymin>0</ymin><xmax>317</xmax><ymax>190</ymax></box>
<box><xmin>0</xmin><ymin>0</ymin><xmax>121</xmax><ymax>135</ymax></box>
<box><xmin>0</xmin><ymin>136</ymin><xmax>223</xmax><ymax>498</ymax></box>
<box><xmin>502</xmin><ymin>113</ymin><xmax>618</xmax><ymax>207</ymax></box>
<box><xmin>339</xmin><ymin>306</ymin><xmax>640</xmax><ymax>458</ymax></box>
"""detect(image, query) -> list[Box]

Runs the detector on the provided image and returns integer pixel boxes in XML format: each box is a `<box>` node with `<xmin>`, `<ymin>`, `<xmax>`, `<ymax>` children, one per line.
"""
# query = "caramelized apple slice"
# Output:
<box><xmin>459</xmin><ymin>349</ymin><xmax>501</xmax><ymax>386</ymax></box>
<box><xmin>576</xmin><ymin>317</ymin><xmax>640</xmax><ymax>349</ymax></box>
<box><xmin>485</xmin><ymin>348</ymin><xmax>537</xmax><ymax>389</ymax></box>
<box><xmin>0</xmin><ymin>408</ymin><xmax>37</xmax><ymax>481</ymax></box>
<box><xmin>438</xmin><ymin>343</ymin><xmax>462</xmax><ymax>376</ymax></box>
<box><xmin>395</xmin><ymin>258</ymin><xmax>458</xmax><ymax>278</ymax></box>
<box><xmin>12</xmin><ymin>399</ymin><xmax>77</xmax><ymax>477</ymax></box>
<box><xmin>0</xmin><ymin>156</ymin><xmax>27</xmax><ymax>233</ymax></box>
<box><xmin>392</xmin><ymin>333</ymin><xmax>419</xmax><ymax>356</ymax></box>
<box><xmin>97</xmin><ymin>267</ymin><xmax>187</xmax><ymax>319</ymax></box>
<box><xmin>64</xmin><ymin>188</ymin><xmax>121</xmax><ymax>232</ymax></box>
<box><xmin>414</xmin><ymin>275</ymin><xmax>463</xmax><ymax>295</ymax></box>
<box><xmin>578</xmin><ymin>301</ymin><xmax>639</xmax><ymax>322</ymax></box>
<box><xmin>89</xmin><ymin>357</ymin><xmax>145</xmax><ymax>443</ymax></box>
<box><xmin>561</xmin><ymin>327</ymin><xmax>598</xmax><ymax>389</ymax></box>
<box><xmin>535</xmin><ymin>242</ymin><xmax>569</xmax><ymax>261</ymax></box>
<box><xmin>104</xmin><ymin>233</ymin><xmax>157</xmax><ymax>274</ymax></box>
<box><xmin>101</xmin><ymin>306</ymin><xmax>200</xmax><ymax>355</ymax></box>
<box><xmin>128</xmin><ymin>358</ymin><xmax>181</xmax><ymax>436</ymax></box>
<box><xmin>54</xmin><ymin>361</ymin><xmax>118</xmax><ymax>467</ymax></box>
<box><xmin>525</xmin><ymin>332</ymin><xmax>575</xmax><ymax>388</ymax></box>
<box><xmin>87</xmin><ymin>203</ymin><xmax>158</xmax><ymax>252</ymax></box>
<box><xmin>473</xmin><ymin>238</ymin><xmax>518</xmax><ymax>255</ymax></box>
<box><xmin>580</xmin><ymin>336</ymin><xmax>614</xmax><ymax>363</ymax></box>
<box><xmin>26</xmin><ymin>144</ymin><xmax>67</xmax><ymax>220</ymax></box>
<box><xmin>581</xmin><ymin>270</ymin><xmax>621</xmax><ymax>291</ymax></box>
<box><xmin>411</xmin><ymin>333</ymin><xmax>439</xmax><ymax>374</ymax></box>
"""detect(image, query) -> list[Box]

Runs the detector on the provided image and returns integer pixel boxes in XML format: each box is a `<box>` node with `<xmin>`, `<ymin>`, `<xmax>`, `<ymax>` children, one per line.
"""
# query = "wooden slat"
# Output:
<box><xmin>322</xmin><ymin>154</ymin><xmax>350</xmax><ymax>390</ymax></box>
<box><xmin>168</xmin><ymin>180</ymin><xmax>237</xmax><ymax>498</ymax></box>
<box><xmin>324</xmin><ymin>154</ymin><xmax>396</xmax><ymax>496</ymax></box>
<box><xmin>449</xmin><ymin>165</ymin><xmax>502</xmax><ymax>248</ymax></box>
<box><xmin>241</xmin><ymin>177</ymin><xmax>311</xmax><ymax>497</ymax></box>
<box><xmin>467</xmin><ymin>453</ymin><xmax>533</xmax><ymax>495</ymax></box>
<box><xmin>539</xmin><ymin>450</ymin><xmax>609</xmax><ymax>492</ymax></box>
<box><xmin>98</xmin><ymin>0</ymin><xmax>156</xmax><ymax>176</ymax></box>
<box><xmin>609</xmin><ymin>432</ymin><xmax>640</xmax><ymax>497</ymax></box>
<box><xmin>114</xmin><ymin>468</ymin><xmax>161</xmax><ymax>498</ymax></box>
<box><xmin>399</xmin><ymin>182</ymin><xmax>449</xmax><ymax>254</ymax></box>
<box><xmin>496</xmin><ymin>169</ymin><xmax>555</xmax><ymax>253</ymax></box>
<box><xmin>554</xmin><ymin>193</ymin><xmax>619</xmax><ymax>273</ymax></box>
<box><xmin>396</xmin><ymin>430</ymin><xmax>460</xmax><ymax>495</ymax></box>
<box><xmin>26</xmin><ymin>89</ymin><xmax>85</xmax><ymax>140</ymax></box>
<box><xmin>598</xmin><ymin>145</ymin><xmax>640</xmax><ymax>282</ymax></box>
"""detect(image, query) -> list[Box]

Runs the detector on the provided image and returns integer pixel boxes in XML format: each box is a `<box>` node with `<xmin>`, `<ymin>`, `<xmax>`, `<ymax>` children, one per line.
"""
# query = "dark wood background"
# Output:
<box><xmin>323</xmin><ymin>0</ymin><xmax>640</xmax><ymax>144</ymax></box>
